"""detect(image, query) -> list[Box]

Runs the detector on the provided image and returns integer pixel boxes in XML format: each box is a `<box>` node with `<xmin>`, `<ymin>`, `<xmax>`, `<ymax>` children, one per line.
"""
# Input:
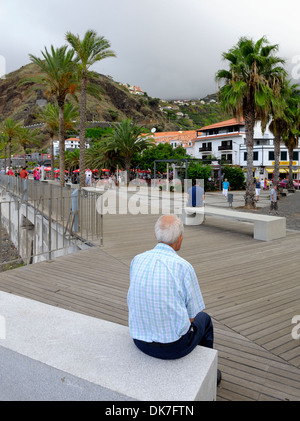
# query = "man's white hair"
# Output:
<box><xmin>155</xmin><ymin>214</ymin><xmax>184</xmax><ymax>245</ymax></box>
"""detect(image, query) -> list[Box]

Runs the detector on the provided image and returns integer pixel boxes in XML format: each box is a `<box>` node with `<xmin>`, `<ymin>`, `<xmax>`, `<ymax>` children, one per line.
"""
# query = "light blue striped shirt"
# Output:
<box><xmin>127</xmin><ymin>243</ymin><xmax>205</xmax><ymax>343</ymax></box>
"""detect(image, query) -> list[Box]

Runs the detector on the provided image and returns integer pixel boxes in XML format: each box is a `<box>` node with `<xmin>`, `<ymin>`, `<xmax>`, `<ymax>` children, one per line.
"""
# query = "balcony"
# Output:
<box><xmin>199</xmin><ymin>146</ymin><xmax>212</xmax><ymax>152</ymax></box>
<box><xmin>197</xmin><ymin>131</ymin><xmax>245</xmax><ymax>139</ymax></box>
<box><xmin>218</xmin><ymin>143</ymin><xmax>233</xmax><ymax>151</ymax></box>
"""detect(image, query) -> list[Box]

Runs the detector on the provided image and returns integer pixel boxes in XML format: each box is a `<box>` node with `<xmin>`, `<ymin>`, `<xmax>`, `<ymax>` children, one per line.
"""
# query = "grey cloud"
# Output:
<box><xmin>1</xmin><ymin>0</ymin><xmax>300</xmax><ymax>99</ymax></box>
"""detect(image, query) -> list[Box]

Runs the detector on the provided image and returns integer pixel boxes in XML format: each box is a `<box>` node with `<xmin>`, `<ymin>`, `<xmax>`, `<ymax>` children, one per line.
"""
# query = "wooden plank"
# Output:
<box><xmin>1</xmin><ymin>211</ymin><xmax>300</xmax><ymax>401</ymax></box>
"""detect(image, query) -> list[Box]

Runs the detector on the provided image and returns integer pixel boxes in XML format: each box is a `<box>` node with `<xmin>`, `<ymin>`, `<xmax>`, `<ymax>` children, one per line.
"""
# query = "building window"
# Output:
<box><xmin>221</xmin><ymin>153</ymin><xmax>233</xmax><ymax>163</ymax></box>
<box><xmin>281</xmin><ymin>151</ymin><xmax>287</xmax><ymax>160</ymax></box>
<box><xmin>221</xmin><ymin>140</ymin><xmax>232</xmax><ymax>148</ymax></box>
<box><xmin>244</xmin><ymin>152</ymin><xmax>259</xmax><ymax>161</ymax></box>
<box><xmin>293</xmin><ymin>151</ymin><xmax>299</xmax><ymax>161</ymax></box>
<box><xmin>269</xmin><ymin>151</ymin><xmax>274</xmax><ymax>160</ymax></box>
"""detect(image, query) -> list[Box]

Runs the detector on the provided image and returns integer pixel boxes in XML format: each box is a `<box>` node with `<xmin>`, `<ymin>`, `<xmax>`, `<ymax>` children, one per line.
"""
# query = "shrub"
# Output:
<box><xmin>223</xmin><ymin>165</ymin><xmax>245</xmax><ymax>190</ymax></box>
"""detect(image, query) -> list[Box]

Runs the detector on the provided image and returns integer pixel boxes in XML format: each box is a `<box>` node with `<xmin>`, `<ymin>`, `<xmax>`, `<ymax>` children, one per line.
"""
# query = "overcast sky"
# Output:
<box><xmin>1</xmin><ymin>0</ymin><xmax>300</xmax><ymax>99</ymax></box>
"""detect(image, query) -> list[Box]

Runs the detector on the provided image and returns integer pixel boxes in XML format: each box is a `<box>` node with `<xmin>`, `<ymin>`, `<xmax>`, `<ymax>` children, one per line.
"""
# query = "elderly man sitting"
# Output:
<box><xmin>127</xmin><ymin>214</ymin><xmax>221</xmax><ymax>384</ymax></box>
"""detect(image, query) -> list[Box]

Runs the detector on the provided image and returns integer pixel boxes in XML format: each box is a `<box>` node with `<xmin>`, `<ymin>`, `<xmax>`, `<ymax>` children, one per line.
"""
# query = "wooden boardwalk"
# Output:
<box><xmin>1</xmin><ymin>211</ymin><xmax>300</xmax><ymax>401</ymax></box>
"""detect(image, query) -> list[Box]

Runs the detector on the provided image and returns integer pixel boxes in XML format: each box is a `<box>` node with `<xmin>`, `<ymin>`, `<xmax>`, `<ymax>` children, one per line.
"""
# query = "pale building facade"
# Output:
<box><xmin>194</xmin><ymin>118</ymin><xmax>300</xmax><ymax>180</ymax></box>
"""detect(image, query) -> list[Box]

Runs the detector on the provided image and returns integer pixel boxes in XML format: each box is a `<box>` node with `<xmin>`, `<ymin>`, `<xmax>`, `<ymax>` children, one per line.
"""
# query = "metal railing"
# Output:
<box><xmin>0</xmin><ymin>175</ymin><xmax>103</xmax><ymax>271</ymax></box>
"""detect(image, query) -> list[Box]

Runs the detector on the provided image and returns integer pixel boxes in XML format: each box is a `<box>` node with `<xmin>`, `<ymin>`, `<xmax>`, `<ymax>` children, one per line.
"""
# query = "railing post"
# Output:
<box><xmin>72</xmin><ymin>189</ymin><xmax>79</xmax><ymax>232</ymax></box>
<box><xmin>24</xmin><ymin>179</ymin><xmax>27</xmax><ymax>201</ymax></box>
<box><xmin>48</xmin><ymin>183</ymin><xmax>52</xmax><ymax>261</ymax></box>
<box><xmin>100</xmin><ymin>193</ymin><xmax>103</xmax><ymax>246</ymax></box>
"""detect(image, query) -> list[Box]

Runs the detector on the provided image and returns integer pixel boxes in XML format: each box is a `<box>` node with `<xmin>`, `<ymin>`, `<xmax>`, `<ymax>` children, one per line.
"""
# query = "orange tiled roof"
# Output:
<box><xmin>199</xmin><ymin>118</ymin><xmax>245</xmax><ymax>131</ymax></box>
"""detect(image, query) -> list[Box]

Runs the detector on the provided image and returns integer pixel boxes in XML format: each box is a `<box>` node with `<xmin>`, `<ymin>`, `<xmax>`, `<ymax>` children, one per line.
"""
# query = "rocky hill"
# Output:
<box><xmin>0</xmin><ymin>63</ymin><xmax>173</xmax><ymax>131</ymax></box>
<box><xmin>0</xmin><ymin>63</ymin><xmax>229</xmax><ymax>152</ymax></box>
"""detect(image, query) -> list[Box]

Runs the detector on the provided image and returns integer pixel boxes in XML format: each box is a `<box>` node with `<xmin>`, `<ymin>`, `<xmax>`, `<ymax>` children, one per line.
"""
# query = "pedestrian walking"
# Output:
<box><xmin>187</xmin><ymin>180</ymin><xmax>205</xmax><ymax>207</ymax></box>
<box><xmin>254</xmin><ymin>178</ymin><xmax>261</xmax><ymax>201</ymax></box>
<box><xmin>85</xmin><ymin>169</ymin><xmax>92</xmax><ymax>186</ymax></box>
<box><xmin>269</xmin><ymin>185</ymin><xmax>279</xmax><ymax>215</ymax></box>
<box><xmin>19</xmin><ymin>167</ymin><xmax>29</xmax><ymax>179</ymax></box>
<box><xmin>222</xmin><ymin>178</ymin><xmax>230</xmax><ymax>197</ymax></box>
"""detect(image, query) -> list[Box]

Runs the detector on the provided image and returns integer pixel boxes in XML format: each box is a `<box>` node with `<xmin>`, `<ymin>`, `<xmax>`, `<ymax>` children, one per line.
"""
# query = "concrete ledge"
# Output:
<box><xmin>0</xmin><ymin>292</ymin><xmax>218</xmax><ymax>401</ymax></box>
<box><xmin>183</xmin><ymin>206</ymin><xmax>286</xmax><ymax>241</ymax></box>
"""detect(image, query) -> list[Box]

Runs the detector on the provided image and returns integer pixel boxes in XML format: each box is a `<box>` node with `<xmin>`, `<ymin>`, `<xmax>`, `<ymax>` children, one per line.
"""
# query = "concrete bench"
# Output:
<box><xmin>0</xmin><ymin>292</ymin><xmax>218</xmax><ymax>401</ymax></box>
<box><xmin>181</xmin><ymin>205</ymin><xmax>286</xmax><ymax>241</ymax></box>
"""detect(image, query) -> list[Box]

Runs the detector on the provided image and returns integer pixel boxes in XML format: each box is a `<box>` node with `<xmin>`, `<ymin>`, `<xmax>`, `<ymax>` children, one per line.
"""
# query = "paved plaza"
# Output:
<box><xmin>0</xmin><ymin>188</ymin><xmax>300</xmax><ymax>400</ymax></box>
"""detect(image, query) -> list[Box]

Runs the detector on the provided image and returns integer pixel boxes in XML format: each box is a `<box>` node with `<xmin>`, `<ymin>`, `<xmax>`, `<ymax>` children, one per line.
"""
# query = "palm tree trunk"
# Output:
<box><xmin>273</xmin><ymin>135</ymin><xmax>281</xmax><ymax>186</ymax></box>
<box><xmin>59</xmin><ymin>103</ymin><xmax>65</xmax><ymax>187</ymax></box>
<box><xmin>79</xmin><ymin>73</ymin><xmax>87</xmax><ymax>188</ymax></box>
<box><xmin>125</xmin><ymin>156</ymin><xmax>131</xmax><ymax>187</ymax></box>
<box><xmin>288</xmin><ymin>143</ymin><xmax>294</xmax><ymax>189</ymax></box>
<box><xmin>23</xmin><ymin>147</ymin><xmax>26</xmax><ymax>167</ymax></box>
<box><xmin>4</xmin><ymin>146</ymin><xmax>7</xmax><ymax>172</ymax></box>
<box><xmin>8</xmin><ymin>139</ymin><xmax>12</xmax><ymax>168</ymax></box>
<box><xmin>244</xmin><ymin>111</ymin><xmax>256</xmax><ymax>208</ymax></box>
<box><xmin>50</xmin><ymin>136</ymin><xmax>55</xmax><ymax>180</ymax></box>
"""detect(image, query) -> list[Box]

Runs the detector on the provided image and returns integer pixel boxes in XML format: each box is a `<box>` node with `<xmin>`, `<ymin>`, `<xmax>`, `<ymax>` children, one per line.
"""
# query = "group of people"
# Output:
<box><xmin>70</xmin><ymin>169</ymin><xmax>94</xmax><ymax>186</ymax></box>
<box><xmin>185</xmin><ymin>177</ymin><xmax>279</xmax><ymax>215</ymax></box>
<box><xmin>3</xmin><ymin>166</ymin><xmax>30</xmax><ymax>179</ymax></box>
<box><xmin>253</xmin><ymin>177</ymin><xmax>279</xmax><ymax>214</ymax></box>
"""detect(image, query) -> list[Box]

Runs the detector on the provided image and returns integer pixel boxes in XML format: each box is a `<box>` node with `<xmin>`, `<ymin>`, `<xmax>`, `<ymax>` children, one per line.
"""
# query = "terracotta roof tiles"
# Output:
<box><xmin>199</xmin><ymin>118</ymin><xmax>245</xmax><ymax>131</ymax></box>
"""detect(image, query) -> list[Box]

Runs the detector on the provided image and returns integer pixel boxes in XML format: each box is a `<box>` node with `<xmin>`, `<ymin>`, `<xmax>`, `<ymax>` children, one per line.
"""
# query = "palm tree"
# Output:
<box><xmin>85</xmin><ymin>137</ymin><xmax>122</xmax><ymax>173</ymax></box>
<box><xmin>35</xmin><ymin>102</ymin><xmax>79</xmax><ymax>179</ymax></box>
<box><xmin>269</xmin><ymin>118</ymin><xmax>286</xmax><ymax>186</ymax></box>
<box><xmin>103</xmin><ymin>119</ymin><xmax>153</xmax><ymax>184</ymax></box>
<box><xmin>282</xmin><ymin>84</ymin><xmax>300</xmax><ymax>189</ymax></box>
<box><xmin>24</xmin><ymin>45</ymin><xmax>77</xmax><ymax>186</ymax></box>
<box><xmin>0</xmin><ymin>133</ymin><xmax>9</xmax><ymax>171</ymax></box>
<box><xmin>65</xmin><ymin>148</ymin><xmax>80</xmax><ymax>174</ymax></box>
<box><xmin>35</xmin><ymin>103</ymin><xmax>58</xmax><ymax>180</ymax></box>
<box><xmin>66</xmin><ymin>29</ymin><xmax>116</xmax><ymax>187</ymax></box>
<box><xmin>1</xmin><ymin>118</ymin><xmax>22</xmax><ymax>168</ymax></box>
<box><xmin>15</xmin><ymin>127</ymin><xmax>40</xmax><ymax>166</ymax></box>
<box><xmin>268</xmin><ymin>79</ymin><xmax>296</xmax><ymax>186</ymax></box>
<box><xmin>216</xmin><ymin>36</ymin><xmax>286</xmax><ymax>208</ymax></box>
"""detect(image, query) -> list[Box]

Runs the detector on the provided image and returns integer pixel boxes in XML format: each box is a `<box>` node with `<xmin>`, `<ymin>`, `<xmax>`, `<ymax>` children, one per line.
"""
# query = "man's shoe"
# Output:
<box><xmin>217</xmin><ymin>369</ymin><xmax>222</xmax><ymax>386</ymax></box>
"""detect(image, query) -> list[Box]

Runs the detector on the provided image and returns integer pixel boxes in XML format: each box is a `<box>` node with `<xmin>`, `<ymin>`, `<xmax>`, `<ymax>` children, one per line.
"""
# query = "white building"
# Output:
<box><xmin>53</xmin><ymin>138</ymin><xmax>90</xmax><ymax>156</ymax></box>
<box><xmin>194</xmin><ymin>118</ymin><xmax>300</xmax><ymax>180</ymax></box>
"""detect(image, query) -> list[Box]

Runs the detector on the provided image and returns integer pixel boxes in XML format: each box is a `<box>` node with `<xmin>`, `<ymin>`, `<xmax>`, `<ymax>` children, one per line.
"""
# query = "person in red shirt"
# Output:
<box><xmin>20</xmin><ymin>167</ymin><xmax>29</xmax><ymax>179</ymax></box>
<box><xmin>7</xmin><ymin>168</ymin><xmax>15</xmax><ymax>176</ymax></box>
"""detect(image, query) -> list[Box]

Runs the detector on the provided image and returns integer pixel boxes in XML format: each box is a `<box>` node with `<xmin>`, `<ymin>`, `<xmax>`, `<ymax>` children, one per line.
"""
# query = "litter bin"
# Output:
<box><xmin>227</xmin><ymin>193</ymin><xmax>233</xmax><ymax>207</ymax></box>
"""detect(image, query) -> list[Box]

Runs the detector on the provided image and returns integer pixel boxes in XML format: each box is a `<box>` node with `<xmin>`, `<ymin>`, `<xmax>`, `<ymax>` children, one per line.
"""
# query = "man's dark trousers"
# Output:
<box><xmin>133</xmin><ymin>312</ymin><xmax>214</xmax><ymax>360</ymax></box>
